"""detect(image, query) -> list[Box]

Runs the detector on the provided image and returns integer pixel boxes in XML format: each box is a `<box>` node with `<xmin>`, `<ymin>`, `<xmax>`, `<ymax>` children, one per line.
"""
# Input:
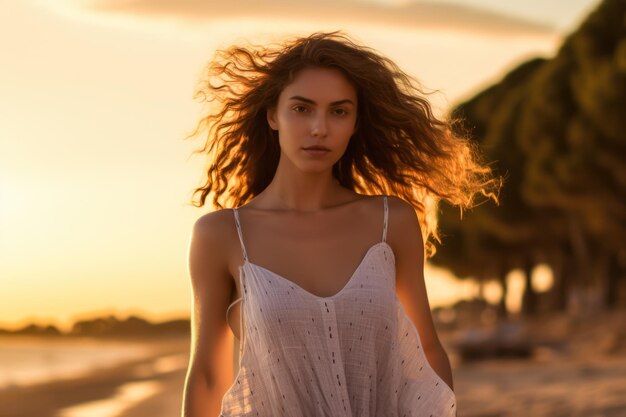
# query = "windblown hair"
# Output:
<box><xmin>186</xmin><ymin>31</ymin><xmax>502</xmax><ymax>258</ymax></box>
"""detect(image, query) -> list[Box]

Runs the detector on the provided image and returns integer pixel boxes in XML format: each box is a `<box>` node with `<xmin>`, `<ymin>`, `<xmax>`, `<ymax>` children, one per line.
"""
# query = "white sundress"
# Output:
<box><xmin>220</xmin><ymin>195</ymin><xmax>457</xmax><ymax>417</ymax></box>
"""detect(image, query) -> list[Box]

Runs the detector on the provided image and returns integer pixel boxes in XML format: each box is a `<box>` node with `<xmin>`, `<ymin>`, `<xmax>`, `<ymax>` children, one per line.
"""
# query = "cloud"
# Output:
<box><xmin>84</xmin><ymin>0</ymin><xmax>555</xmax><ymax>36</ymax></box>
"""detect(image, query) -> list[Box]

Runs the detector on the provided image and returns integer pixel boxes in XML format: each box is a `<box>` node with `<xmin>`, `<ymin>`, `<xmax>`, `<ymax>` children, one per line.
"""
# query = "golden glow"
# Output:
<box><xmin>532</xmin><ymin>263</ymin><xmax>555</xmax><ymax>292</ymax></box>
<box><xmin>1</xmin><ymin>1</ymin><xmax>562</xmax><ymax>330</ymax></box>
<box><xmin>424</xmin><ymin>263</ymin><xmax>481</xmax><ymax>306</ymax></box>
<box><xmin>506</xmin><ymin>270</ymin><xmax>526</xmax><ymax>314</ymax></box>
<box><xmin>57</xmin><ymin>380</ymin><xmax>163</xmax><ymax>417</ymax></box>
<box><xmin>483</xmin><ymin>281</ymin><xmax>503</xmax><ymax>305</ymax></box>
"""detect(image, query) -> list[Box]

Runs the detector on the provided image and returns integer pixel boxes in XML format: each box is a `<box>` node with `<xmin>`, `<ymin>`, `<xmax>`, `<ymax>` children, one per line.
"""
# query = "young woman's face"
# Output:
<box><xmin>267</xmin><ymin>66</ymin><xmax>358</xmax><ymax>173</ymax></box>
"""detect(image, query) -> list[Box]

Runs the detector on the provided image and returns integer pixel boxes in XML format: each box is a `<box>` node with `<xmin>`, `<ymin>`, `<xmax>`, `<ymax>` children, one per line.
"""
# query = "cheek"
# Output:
<box><xmin>276</xmin><ymin>121</ymin><xmax>304</xmax><ymax>151</ymax></box>
<box><xmin>338</xmin><ymin>119</ymin><xmax>356</xmax><ymax>141</ymax></box>
<box><xmin>278</xmin><ymin>112</ymin><xmax>307</xmax><ymax>134</ymax></box>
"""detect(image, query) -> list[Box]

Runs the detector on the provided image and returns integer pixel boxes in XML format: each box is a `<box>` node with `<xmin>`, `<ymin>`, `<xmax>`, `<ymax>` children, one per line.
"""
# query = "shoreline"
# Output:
<box><xmin>0</xmin><ymin>337</ymin><xmax>189</xmax><ymax>417</ymax></box>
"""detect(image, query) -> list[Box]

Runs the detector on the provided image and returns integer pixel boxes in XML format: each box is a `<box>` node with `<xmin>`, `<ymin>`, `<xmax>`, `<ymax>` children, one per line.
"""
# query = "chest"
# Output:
<box><xmin>228</xmin><ymin>242</ymin><xmax>396</xmax><ymax>340</ymax></box>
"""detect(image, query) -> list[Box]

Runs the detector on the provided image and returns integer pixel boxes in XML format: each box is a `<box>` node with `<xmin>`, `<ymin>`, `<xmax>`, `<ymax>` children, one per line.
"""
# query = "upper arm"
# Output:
<box><xmin>186</xmin><ymin>210</ymin><xmax>235</xmax><ymax>385</ymax></box>
<box><xmin>388</xmin><ymin>195</ymin><xmax>443</xmax><ymax>352</ymax></box>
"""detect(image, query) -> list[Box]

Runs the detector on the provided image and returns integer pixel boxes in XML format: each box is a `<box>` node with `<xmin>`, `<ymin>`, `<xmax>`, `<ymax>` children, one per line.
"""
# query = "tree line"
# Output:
<box><xmin>431</xmin><ymin>0</ymin><xmax>626</xmax><ymax>317</ymax></box>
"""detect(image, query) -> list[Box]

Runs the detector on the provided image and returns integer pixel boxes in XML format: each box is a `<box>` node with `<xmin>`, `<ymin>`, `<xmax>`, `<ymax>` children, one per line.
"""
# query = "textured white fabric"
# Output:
<box><xmin>220</xmin><ymin>195</ymin><xmax>457</xmax><ymax>417</ymax></box>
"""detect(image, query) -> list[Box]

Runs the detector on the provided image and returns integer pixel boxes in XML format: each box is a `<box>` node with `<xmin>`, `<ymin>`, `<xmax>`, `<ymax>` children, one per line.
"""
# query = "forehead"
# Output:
<box><xmin>280</xmin><ymin>67</ymin><xmax>357</xmax><ymax>102</ymax></box>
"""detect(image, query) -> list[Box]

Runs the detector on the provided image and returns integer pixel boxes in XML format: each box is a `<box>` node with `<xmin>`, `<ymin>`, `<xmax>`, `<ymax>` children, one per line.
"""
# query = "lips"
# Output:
<box><xmin>302</xmin><ymin>145</ymin><xmax>330</xmax><ymax>151</ymax></box>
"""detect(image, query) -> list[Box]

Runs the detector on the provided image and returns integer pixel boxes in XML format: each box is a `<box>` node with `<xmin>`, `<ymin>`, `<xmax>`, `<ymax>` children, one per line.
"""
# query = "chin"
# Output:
<box><xmin>294</xmin><ymin>160</ymin><xmax>336</xmax><ymax>173</ymax></box>
<box><xmin>299</xmin><ymin>165</ymin><xmax>333</xmax><ymax>174</ymax></box>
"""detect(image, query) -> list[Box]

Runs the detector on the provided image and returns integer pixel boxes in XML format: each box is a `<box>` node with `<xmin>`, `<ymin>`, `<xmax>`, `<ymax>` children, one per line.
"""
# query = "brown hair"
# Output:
<box><xmin>185</xmin><ymin>31</ymin><xmax>502</xmax><ymax>258</ymax></box>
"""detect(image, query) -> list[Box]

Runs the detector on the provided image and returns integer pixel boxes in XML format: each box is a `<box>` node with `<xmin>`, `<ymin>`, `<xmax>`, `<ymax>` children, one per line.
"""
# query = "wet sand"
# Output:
<box><xmin>0</xmin><ymin>337</ymin><xmax>188</xmax><ymax>417</ymax></box>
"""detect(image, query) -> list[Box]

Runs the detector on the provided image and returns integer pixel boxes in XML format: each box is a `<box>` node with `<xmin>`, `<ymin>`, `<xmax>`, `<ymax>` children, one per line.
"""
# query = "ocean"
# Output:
<box><xmin>0</xmin><ymin>335</ymin><xmax>154</xmax><ymax>390</ymax></box>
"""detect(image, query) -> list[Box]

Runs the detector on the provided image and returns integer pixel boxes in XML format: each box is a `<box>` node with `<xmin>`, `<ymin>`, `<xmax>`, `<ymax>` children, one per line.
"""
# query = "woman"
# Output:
<box><xmin>182</xmin><ymin>31</ymin><xmax>501</xmax><ymax>417</ymax></box>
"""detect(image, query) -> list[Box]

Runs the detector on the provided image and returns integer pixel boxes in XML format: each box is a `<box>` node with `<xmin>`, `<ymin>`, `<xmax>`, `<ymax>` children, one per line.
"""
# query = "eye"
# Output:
<box><xmin>333</xmin><ymin>108</ymin><xmax>349</xmax><ymax>116</ymax></box>
<box><xmin>292</xmin><ymin>105</ymin><xmax>309</xmax><ymax>113</ymax></box>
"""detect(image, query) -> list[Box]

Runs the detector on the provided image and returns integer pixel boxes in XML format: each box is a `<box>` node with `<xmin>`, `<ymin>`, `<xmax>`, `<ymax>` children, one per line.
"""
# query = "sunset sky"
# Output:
<box><xmin>0</xmin><ymin>0</ymin><xmax>601</xmax><ymax>332</ymax></box>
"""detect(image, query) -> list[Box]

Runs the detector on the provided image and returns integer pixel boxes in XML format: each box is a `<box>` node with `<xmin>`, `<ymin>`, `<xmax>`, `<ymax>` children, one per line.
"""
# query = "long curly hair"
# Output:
<box><xmin>185</xmin><ymin>31</ymin><xmax>502</xmax><ymax>258</ymax></box>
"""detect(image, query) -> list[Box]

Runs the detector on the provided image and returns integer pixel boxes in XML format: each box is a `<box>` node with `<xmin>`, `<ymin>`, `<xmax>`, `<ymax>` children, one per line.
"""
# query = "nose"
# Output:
<box><xmin>311</xmin><ymin>112</ymin><xmax>328</xmax><ymax>137</ymax></box>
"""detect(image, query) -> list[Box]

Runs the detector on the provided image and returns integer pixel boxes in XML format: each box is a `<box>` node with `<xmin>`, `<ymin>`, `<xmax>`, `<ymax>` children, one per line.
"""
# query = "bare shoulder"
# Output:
<box><xmin>383</xmin><ymin>195</ymin><xmax>423</xmax><ymax>255</ymax></box>
<box><xmin>188</xmin><ymin>208</ymin><xmax>236</xmax><ymax>304</ymax></box>
<box><xmin>358</xmin><ymin>194</ymin><xmax>419</xmax><ymax>231</ymax></box>
<box><xmin>384</xmin><ymin>195</ymin><xmax>420</xmax><ymax>227</ymax></box>
<box><xmin>192</xmin><ymin>208</ymin><xmax>235</xmax><ymax>241</ymax></box>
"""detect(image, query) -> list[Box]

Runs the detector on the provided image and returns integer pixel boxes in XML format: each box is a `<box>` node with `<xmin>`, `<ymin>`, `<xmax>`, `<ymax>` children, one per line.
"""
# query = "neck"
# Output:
<box><xmin>262</xmin><ymin>161</ymin><xmax>347</xmax><ymax>212</ymax></box>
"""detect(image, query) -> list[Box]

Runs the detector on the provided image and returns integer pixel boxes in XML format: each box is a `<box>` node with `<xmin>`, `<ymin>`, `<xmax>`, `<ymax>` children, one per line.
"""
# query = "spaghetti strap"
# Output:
<box><xmin>226</xmin><ymin>297</ymin><xmax>242</xmax><ymax>320</ymax></box>
<box><xmin>229</xmin><ymin>208</ymin><xmax>247</xmax><ymax>365</ymax></box>
<box><xmin>225</xmin><ymin>293</ymin><xmax>244</xmax><ymax>366</ymax></box>
<box><xmin>232</xmin><ymin>208</ymin><xmax>249</xmax><ymax>262</ymax></box>
<box><xmin>382</xmin><ymin>195</ymin><xmax>388</xmax><ymax>243</ymax></box>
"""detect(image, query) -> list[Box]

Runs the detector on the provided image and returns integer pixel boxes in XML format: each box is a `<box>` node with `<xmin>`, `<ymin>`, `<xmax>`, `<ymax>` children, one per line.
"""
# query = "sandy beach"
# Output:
<box><xmin>449</xmin><ymin>308</ymin><xmax>626</xmax><ymax>417</ymax></box>
<box><xmin>0</xmin><ymin>337</ymin><xmax>189</xmax><ymax>417</ymax></box>
<box><xmin>2</xmin><ymin>309</ymin><xmax>625</xmax><ymax>417</ymax></box>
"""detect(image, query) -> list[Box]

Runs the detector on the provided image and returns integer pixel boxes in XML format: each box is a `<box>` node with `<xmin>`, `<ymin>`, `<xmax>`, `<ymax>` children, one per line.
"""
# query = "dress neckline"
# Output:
<box><xmin>241</xmin><ymin>241</ymin><xmax>395</xmax><ymax>300</ymax></box>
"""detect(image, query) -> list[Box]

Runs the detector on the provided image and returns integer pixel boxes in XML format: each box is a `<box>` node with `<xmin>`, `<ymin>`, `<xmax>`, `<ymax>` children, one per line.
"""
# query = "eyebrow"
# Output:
<box><xmin>288</xmin><ymin>95</ymin><xmax>355</xmax><ymax>106</ymax></box>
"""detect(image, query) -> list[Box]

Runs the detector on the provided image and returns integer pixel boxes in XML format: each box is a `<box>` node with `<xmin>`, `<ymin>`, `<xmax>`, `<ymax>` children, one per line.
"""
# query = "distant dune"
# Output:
<box><xmin>0</xmin><ymin>314</ymin><xmax>190</xmax><ymax>338</ymax></box>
